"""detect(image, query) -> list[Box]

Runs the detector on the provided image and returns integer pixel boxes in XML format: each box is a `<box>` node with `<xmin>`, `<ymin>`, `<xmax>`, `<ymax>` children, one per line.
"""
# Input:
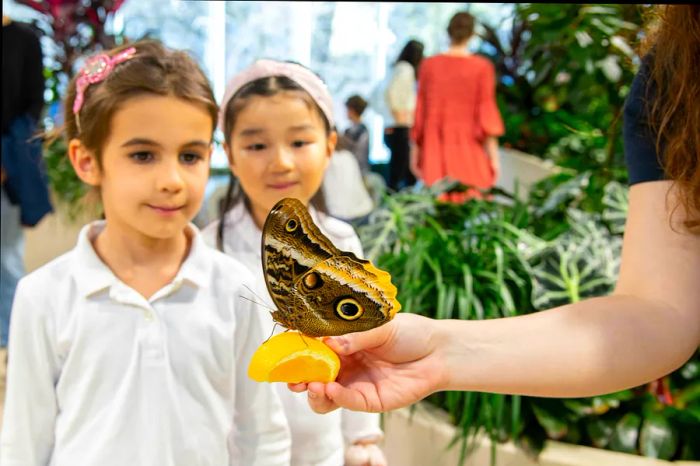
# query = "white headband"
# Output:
<box><xmin>218</xmin><ymin>59</ymin><xmax>335</xmax><ymax>133</ymax></box>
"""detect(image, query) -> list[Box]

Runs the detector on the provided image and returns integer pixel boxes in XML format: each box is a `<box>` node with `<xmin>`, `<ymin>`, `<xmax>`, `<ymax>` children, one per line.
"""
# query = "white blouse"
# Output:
<box><xmin>385</xmin><ymin>60</ymin><xmax>417</xmax><ymax>126</ymax></box>
<box><xmin>0</xmin><ymin>221</ymin><xmax>291</xmax><ymax>466</ymax></box>
<box><xmin>202</xmin><ymin>202</ymin><xmax>383</xmax><ymax>466</ymax></box>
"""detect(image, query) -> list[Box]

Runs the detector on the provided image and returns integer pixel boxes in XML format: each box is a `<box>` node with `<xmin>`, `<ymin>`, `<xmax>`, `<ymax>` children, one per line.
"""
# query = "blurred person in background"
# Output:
<box><xmin>1</xmin><ymin>15</ymin><xmax>52</xmax><ymax>350</ymax></box>
<box><xmin>383</xmin><ymin>39</ymin><xmax>423</xmax><ymax>191</ymax></box>
<box><xmin>411</xmin><ymin>12</ymin><xmax>504</xmax><ymax>201</ymax></box>
<box><xmin>341</xmin><ymin>94</ymin><xmax>371</xmax><ymax>177</ymax></box>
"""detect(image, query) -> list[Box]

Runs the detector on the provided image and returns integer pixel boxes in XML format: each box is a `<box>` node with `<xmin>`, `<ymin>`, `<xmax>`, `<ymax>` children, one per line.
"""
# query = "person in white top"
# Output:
<box><xmin>384</xmin><ymin>39</ymin><xmax>424</xmax><ymax>191</ymax></box>
<box><xmin>202</xmin><ymin>59</ymin><xmax>386</xmax><ymax>466</ymax></box>
<box><xmin>0</xmin><ymin>40</ymin><xmax>290</xmax><ymax>466</ymax></box>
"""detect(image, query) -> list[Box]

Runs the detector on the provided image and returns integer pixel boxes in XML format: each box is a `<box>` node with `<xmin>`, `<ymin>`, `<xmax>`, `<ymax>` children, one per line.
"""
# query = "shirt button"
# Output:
<box><xmin>143</xmin><ymin>310</ymin><xmax>154</xmax><ymax>321</ymax></box>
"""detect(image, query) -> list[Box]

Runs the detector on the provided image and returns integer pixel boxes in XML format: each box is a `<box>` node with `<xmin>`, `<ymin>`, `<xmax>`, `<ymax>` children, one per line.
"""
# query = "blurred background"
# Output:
<box><xmin>3</xmin><ymin>2</ymin><xmax>698</xmax><ymax>465</ymax></box>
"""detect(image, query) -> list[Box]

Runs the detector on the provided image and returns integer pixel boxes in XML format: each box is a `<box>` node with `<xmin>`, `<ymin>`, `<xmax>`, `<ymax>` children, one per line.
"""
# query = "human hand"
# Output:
<box><xmin>409</xmin><ymin>144</ymin><xmax>422</xmax><ymax>179</ymax></box>
<box><xmin>344</xmin><ymin>442</ymin><xmax>387</xmax><ymax>466</ymax></box>
<box><xmin>288</xmin><ymin>313</ymin><xmax>446</xmax><ymax>413</ymax></box>
<box><xmin>490</xmin><ymin>157</ymin><xmax>500</xmax><ymax>183</ymax></box>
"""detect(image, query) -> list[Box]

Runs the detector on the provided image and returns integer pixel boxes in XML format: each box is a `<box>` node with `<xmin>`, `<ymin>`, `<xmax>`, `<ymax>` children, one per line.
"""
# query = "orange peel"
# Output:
<box><xmin>248</xmin><ymin>331</ymin><xmax>340</xmax><ymax>383</ymax></box>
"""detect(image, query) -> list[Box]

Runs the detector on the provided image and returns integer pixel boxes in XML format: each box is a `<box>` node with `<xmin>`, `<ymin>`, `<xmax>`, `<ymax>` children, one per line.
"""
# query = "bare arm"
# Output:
<box><xmin>442</xmin><ymin>180</ymin><xmax>700</xmax><ymax>397</ymax></box>
<box><xmin>484</xmin><ymin>136</ymin><xmax>500</xmax><ymax>182</ymax></box>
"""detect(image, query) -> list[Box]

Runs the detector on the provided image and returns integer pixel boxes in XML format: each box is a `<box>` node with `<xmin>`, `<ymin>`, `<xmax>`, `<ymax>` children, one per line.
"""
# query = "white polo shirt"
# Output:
<box><xmin>0</xmin><ymin>221</ymin><xmax>291</xmax><ymax>466</ymax></box>
<box><xmin>202</xmin><ymin>202</ymin><xmax>383</xmax><ymax>466</ymax></box>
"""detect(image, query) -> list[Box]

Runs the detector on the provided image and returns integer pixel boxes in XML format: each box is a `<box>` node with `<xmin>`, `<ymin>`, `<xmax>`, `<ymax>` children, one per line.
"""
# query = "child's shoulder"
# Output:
<box><xmin>20</xmin><ymin>248</ymin><xmax>78</xmax><ymax>288</ymax></box>
<box><xmin>199</xmin><ymin>238</ymin><xmax>257</xmax><ymax>291</ymax></box>
<box><xmin>14</xmin><ymin>248</ymin><xmax>80</xmax><ymax>307</ymax></box>
<box><xmin>200</xmin><ymin>202</ymin><xmax>248</xmax><ymax>247</ymax></box>
<box><xmin>318</xmin><ymin>213</ymin><xmax>360</xmax><ymax>243</ymax></box>
<box><xmin>200</xmin><ymin>218</ymin><xmax>221</xmax><ymax>247</ymax></box>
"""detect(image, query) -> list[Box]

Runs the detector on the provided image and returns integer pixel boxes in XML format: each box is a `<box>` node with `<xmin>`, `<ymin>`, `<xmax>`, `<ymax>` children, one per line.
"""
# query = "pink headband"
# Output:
<box><xmin>73</xmin><ymin>47</ymin><xmax>137</xmax><ymax>132</ymax></box>
<box><xmin>218</xmin><ymin>59</ymin><xmax>335</xmax><ymax>133</ymax></box>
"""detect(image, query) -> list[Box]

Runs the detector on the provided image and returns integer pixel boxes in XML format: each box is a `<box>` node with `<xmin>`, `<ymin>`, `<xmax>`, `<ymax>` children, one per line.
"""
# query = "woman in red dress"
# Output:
<box><xmin>411</xmin><ymin>11</ymin><xmax>504</xmax><ymax>200</ymax></box>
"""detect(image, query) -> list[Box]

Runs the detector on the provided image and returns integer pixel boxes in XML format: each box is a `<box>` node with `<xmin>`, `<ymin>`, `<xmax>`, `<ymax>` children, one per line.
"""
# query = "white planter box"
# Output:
<box><xmin>495</xmin><ymin>147</ymin><xmax>563</xmax><ymax>200</ymax></box>
<box><xmin>383</xmin><ymin>402</ymin><xmax>699</xmax><ymax>466</ymax></box>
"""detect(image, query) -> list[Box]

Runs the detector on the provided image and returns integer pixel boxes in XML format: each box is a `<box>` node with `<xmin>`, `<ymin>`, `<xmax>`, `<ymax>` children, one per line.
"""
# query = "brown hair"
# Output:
<box><xmin>447</xmin><ymin>11</ymin><xmax>475</xmax><ymax>44</ymax></box>
<box><xmin>345</xmin><ymin>94</ymin><xmax>368</xmax><ymax>117</ymax></box>
<box><xmin>640</xmin><ymin>5</ymin><xmax>700</xmax><ymax>232</ymax></box>
<box><xmin>64</xmin><ymin>39</ymin><xmax>218</xmax><ymax>165</ymax></box>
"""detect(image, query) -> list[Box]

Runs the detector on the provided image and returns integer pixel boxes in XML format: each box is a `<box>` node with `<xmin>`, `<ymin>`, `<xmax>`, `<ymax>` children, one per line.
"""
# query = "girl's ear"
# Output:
<box><xmin>326</xmin><ymin>130</ymin><xmax>338</xmax><ymax>158</ymax></box>
<box><xmin>68</xmin><ymin>139</ymin><xmax>101</xmax><ymax>186</ymax></box>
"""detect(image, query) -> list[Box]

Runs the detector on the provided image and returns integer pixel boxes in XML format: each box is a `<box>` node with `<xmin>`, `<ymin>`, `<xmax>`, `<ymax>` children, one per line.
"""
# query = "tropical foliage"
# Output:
<box><xmin>478</xmin><ymin>4</ymin><xmax>644</xmax><ymax>186</ymax></box>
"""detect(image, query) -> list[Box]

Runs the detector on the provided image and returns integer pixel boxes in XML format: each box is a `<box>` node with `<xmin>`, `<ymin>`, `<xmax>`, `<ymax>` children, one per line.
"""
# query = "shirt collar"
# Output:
<box><xmin>174</xmin><ymin>223</ymin><xmax>212</xmax><ymax>289</ymax></box>
<box><xmin>73</xmin><ymin>220</ymin><xmax>213</xmax><ymax>297</ymax></box>
<box><xmin>72</xmin><ymin>221</ymin><xmax>118</xmax><ymax>297</ymax></box>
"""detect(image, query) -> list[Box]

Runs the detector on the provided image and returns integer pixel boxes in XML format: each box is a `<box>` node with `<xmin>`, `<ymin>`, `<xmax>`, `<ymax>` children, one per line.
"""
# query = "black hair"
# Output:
<box><xmin>395</xmin><ymin>39</ymin><xmax>425</xmax><ymax>79</ymax></box>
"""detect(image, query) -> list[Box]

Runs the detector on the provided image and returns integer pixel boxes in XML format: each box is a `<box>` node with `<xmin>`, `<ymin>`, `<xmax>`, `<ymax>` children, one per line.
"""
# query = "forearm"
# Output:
<box><xmin>483</xmin><ymin>136</ymin><xmax>499</xmax><ymax>162</ymax></box>
<box><xmin>435</xmin><ymin>294</ymin><xmax>698</xmax><ymax>397</ymax></box>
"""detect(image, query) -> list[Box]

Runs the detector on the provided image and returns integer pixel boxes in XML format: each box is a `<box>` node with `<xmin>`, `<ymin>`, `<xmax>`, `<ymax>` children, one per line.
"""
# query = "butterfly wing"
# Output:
<box><xmin>261</xmin><ymin>198</ymin><xmax>340</xmax><ymax>329</ymax></box>
<box><xmin>261</xmin><ymin>197</ymin><xmax>401</xmax><ymax>336</ymax></box>
<box><xmin>286</xmin><ymin>253</ymin><xmax>401</xmax><ymax>336</ymax></box>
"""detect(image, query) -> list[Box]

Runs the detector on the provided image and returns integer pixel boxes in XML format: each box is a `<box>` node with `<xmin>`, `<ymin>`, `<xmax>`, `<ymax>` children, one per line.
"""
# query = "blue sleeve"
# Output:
<box><xmin>623</xmin><ymin>58</ymin><xmax>666</xmax><ymax>185</ymax></box>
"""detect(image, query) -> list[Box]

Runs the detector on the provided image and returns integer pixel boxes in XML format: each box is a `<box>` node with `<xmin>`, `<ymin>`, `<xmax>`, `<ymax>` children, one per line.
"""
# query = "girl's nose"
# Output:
<box><xmin>270</xmin><ymin>146</ymin><xmax>295</xmax><ymax>171</ymax></box>
<box><xmin>157</xmin><ymin>160</ymin><xmax>185</xmax><ymax>192</ymax></box>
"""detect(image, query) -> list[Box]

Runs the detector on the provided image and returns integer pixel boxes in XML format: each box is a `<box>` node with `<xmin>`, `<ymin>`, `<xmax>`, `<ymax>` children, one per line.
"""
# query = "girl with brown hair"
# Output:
<box><xmin>0</xmin><ymin>40</ymin><xmax>291</xmax><ymax>465</ymax></box>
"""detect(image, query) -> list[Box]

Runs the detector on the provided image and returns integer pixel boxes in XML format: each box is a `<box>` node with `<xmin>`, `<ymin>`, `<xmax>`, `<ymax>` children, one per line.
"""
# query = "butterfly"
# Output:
<box><xmin>261</xmin><ymin>198</ymin><xmax>401</xmax><ymax>337</ymax></box>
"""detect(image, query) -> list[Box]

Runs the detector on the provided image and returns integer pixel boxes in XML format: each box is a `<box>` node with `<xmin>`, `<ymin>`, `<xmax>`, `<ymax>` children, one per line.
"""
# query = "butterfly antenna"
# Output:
<box><xmin>243</xmin><ymin>284</ymin><xmax>274</xmax><ymax>305</ymax></box>
<box><xmin>239</xmin><ymin>285</ymin><xmax>277</xmax><ymax>313</ymax></box>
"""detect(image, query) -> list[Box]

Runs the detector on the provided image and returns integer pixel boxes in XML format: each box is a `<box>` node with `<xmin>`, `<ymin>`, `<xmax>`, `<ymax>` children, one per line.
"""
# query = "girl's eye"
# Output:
<box><xmin>246</xmin><ymin>143</ymin><xmax>267</xmax><ymax>151</ymax></box>
<box><xmin>130</xmin><ymin>151</ymin><xmax>153</xmax><ymax>163</ymax></box>
<box><xmin>292</xmin><ymin>140</ymin><xmax>311</xmax><ymax>148</ymax></box>
<box><xmin>180</xmin><ymin>152</ymin><xmax>203</xmax><ymax>164</ymax></box>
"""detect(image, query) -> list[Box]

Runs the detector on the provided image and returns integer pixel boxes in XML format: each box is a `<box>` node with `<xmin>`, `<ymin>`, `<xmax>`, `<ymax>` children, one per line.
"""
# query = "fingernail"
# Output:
<box><xmin>308</xmin><ymin>391</ymin><xmax>317</xmax><ymax>399</ymax></box>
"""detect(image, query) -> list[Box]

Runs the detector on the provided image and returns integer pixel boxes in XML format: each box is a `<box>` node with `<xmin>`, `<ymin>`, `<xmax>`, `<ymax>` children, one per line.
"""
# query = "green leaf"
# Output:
<box><xmin>639</xmin><ymin>412</ymin><xmax>678</xmax><ymax>460</ymax></box>
<box><xmin>531</xmin><ymin>402</ymin><xmax>568</xmax><ymax>439</ymax></box>
<box><xmin>609</xmin><ymin>412</ymin><xmax>641</xmax><ymax>454</ymax></box>
<box><xmin>586</xmin><ymin>417</ymin><xmax>615</xmax><ymax>448</ymax></box>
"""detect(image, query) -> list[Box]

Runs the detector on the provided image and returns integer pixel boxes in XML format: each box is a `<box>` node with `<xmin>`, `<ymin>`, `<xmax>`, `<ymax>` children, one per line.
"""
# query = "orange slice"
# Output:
<box><xmin>248</xmin><ymin>331</ymin><xmax>341</xmax><ymax>383</ymax></box>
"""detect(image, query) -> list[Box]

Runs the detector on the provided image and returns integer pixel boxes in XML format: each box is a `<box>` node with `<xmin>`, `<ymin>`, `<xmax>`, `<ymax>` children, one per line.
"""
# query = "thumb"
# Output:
<box><xmin>324</xmin><ymin>320</ymin><xmax>395</xmax><ymax>356</ymax></box>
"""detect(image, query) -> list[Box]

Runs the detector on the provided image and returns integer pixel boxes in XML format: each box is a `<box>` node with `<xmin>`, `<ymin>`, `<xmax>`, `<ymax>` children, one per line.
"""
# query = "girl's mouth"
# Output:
<box><xmin>268</xmin><ymin>182</ymin><xmax>299</xmax><ymax>190</ymax></box>
<box><xmin>148</xmin><ymin>204</ymin><xmax>184</xmax><ymax>215</ymax></box>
